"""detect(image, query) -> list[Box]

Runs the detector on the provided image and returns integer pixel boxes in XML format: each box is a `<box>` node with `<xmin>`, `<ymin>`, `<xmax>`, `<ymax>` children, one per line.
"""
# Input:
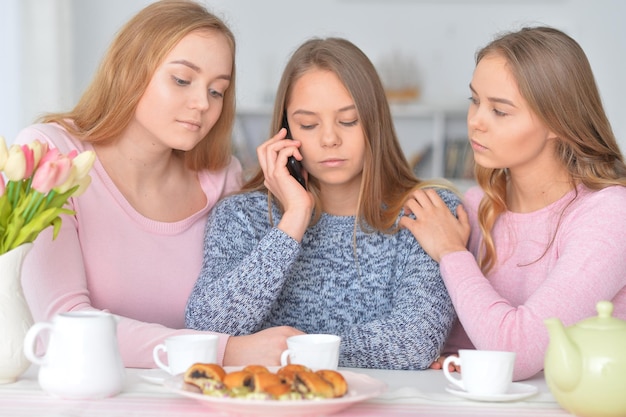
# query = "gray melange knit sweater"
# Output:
<box><xmin>185</xmin><ymin>189</ymin><xmax>460</xmax><ymax>370</ymax></box>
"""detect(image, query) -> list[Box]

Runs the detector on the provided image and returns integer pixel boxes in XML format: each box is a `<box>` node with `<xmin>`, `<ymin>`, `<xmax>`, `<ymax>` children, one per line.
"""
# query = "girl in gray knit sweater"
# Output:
<box><xmin>185</xmin><ymin>37</ymin><xmax>461</xmax><ymax>370</ymax></box>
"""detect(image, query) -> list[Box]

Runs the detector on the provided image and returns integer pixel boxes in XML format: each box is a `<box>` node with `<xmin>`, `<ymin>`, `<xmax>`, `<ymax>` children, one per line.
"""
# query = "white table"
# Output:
<box><xmin>0</xmin><ymin>365</ymin><xmax>572</xmax><ymax>417</ymax></box>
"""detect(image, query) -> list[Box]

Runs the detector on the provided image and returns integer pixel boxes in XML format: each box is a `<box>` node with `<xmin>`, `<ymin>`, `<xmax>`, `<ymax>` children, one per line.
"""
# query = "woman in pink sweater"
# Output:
<box><xmin>16</xmin><ymin>0</ymin><xmax>300</xmax><ymax>368</ymax></box>
<box><xmin>400</xmin><ymin>26</ymin><xmax>626</xmax><ymax>381</ymax></box>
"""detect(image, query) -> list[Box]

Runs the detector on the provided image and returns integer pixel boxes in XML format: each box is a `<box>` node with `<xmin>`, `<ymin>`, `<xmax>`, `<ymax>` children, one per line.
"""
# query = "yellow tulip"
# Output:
<box><xmin>72</xmin><ymin>150</ymin><xmax>96</xmax><ymax>179</ymax></box>
<box><xmin>0</xmin><ymin>136</ymin><xmax>9</xmax><ymax>170</ymax></box>
<box><xmin>4</xmin><ymin>145</ymin><xmax>27</xmax><ymax>181</ymax></box>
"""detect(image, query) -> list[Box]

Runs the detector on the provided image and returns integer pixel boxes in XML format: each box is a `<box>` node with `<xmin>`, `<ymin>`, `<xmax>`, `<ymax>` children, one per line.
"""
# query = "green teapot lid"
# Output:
<box><xmin>576</xmin><ymin>301</ymin><xmax>626</xmax><ymax>331</ymax></box>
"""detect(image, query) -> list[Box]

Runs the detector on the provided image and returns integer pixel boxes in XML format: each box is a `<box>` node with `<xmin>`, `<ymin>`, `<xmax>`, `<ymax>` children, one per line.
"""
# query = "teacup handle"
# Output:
<box><xmin>152</xmin><ymin>344</ymin><xmax>171</xmax><ymax>374</ymax></box>
<box><xmin>280</xmin><ymin>349</ymin><xmax>293</xmax><ymax>366</ymax></box>
<box><xmin>23</xmin><ymin>321</ymin><xmax>54</xmax><ymax>366</ymax></box>
<box><xmin>442</xmin><ymin>356</ymin><xmax>464</xmax><ymax>390</ymax></box>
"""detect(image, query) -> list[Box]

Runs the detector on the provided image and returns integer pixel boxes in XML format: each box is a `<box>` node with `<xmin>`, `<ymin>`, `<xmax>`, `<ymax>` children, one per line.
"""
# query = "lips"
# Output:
<box><xmin>470</xmin><ymin>139</ymin><xmax>487</xmax><ymax>151</ymax></box>
<box><xmin>320</xmin><ymin>158</ymin><xmax>346</xmax><ymax>167</ymax></box>
<box><xmin>178</xmin><ymin>119</ymin><xmax>201</xmax><ymax>131</ymax></box>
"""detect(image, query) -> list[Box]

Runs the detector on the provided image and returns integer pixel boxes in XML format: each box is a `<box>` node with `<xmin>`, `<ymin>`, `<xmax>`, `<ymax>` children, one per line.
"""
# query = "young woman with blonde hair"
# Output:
<box><xmin>401</xmin><ymin>26</ymin><xmax>626</xmax><ymax>380</ymax></box>
<box><xmin>16</xmin><ymin>0</ymin><xmax>298</xmax><ymax>368</ymax></box>
<box><xmin>186</xmin><ymin>37</ymin><xmax>461</xmax><ymax>370</ymax></box>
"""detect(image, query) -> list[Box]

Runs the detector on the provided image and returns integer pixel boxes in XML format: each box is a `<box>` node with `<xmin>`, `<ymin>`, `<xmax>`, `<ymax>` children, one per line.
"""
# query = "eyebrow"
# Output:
<box><xmin>292</xmin><ymin>104</ymin><xmax>357</xmax><ymax>116</ymax></box>
<box><xmin>469</xmin><ymin>83</ymin><xmax>516</xmax><ymax>108</ymax></box>
<box><xmin>168</xmin><ymin>59</ymin><xmax>232</xmax><ymax>81</ymax></box>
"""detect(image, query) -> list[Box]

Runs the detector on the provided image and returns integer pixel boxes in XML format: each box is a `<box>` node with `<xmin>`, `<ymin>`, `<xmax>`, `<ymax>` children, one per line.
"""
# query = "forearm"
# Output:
<box><xmin>185</xmin><ymin>227</ymin><xmax>300</xmax><ymax>334</ymax></box>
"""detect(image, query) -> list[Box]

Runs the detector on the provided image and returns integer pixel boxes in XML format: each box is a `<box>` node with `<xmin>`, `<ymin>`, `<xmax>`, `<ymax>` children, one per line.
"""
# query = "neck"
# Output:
<box><xmin>507</xmin><ymin>167</ymin><xmax>574</xmax><ymax>213</ymax></box>
<box><xmin>94</xmin><ymin>137</ymin><xmax>179</xmax><ymax>192</ymax></box>
<box><xmin>319</xmin><ymin>183</ymin><xmax>360</xmax><ymax>217</ymax></box>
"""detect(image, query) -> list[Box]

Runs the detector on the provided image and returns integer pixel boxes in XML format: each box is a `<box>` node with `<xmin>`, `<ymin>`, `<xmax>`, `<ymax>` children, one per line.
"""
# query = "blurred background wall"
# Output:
<box><xmin>1</xmin><ymin>0</ymin><xmax>624</xmax><ymax>166</ymax></box>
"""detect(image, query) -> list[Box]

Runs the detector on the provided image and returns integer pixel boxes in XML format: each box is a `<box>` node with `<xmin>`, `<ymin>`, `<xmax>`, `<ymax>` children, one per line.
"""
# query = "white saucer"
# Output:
<box><xmin>137</xmin><ymin>369</ymin><xmax>171</xmax><ymax>385</ymax></box>
<box><xmin>446</xmin><ymin>383</ymin><xmax>538</xmax><ymax>402</ymax></box>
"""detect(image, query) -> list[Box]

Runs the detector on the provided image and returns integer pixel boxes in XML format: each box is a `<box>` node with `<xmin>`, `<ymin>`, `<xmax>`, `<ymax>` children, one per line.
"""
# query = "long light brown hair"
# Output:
<box><xmin>40</xmin><ymin>0</ymin><xmax>237</xmax><ymax>171</ymax></box>
<box><xmin>242</xmin><ymin>37</ymin><xmax>448</xmax><ymax>233</ymax></box>
<box><xmin>475</xmin><ymin>26</ymin><xmax>626</xmax><ymax>272</ymax></box>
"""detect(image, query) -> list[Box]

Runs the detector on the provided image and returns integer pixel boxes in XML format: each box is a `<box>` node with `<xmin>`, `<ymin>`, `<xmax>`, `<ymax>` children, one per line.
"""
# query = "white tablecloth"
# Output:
<box><xmin>0</xmin><ymin>365</ymin><xmax>572</xmax><ymax>417</ymax></box>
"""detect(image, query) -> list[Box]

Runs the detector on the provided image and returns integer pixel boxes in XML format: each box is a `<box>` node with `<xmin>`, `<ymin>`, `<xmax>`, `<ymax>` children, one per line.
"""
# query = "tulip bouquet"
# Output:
<box><xmin>0</xmin><ymin>136</ymin><xmax>95</xmax><ymax>255</ymax></box>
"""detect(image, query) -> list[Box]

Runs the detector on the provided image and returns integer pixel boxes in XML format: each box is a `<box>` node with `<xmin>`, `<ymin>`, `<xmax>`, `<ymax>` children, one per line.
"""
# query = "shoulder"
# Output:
<box><xmin>573</xmin><ymin>185</ymin><xmax>626</xmax><ymax>214</ymax></box>
<box><xmin>428</xmin><ymin>185</ymin><xmax>463</xmax><ymax>212</ymax></box>
<box><xmin>14</xmin><ymin>122</ymin><xmax>86</xmax><ymax>153</ymax></box>
<box><xmin>463</xmin><ymin>185</ymin><xmax>484</xmax><ymax>206</ymax></box>
<box><xmin>586</xmin><ymin>184</ymin><xmax>626</xmax><ymax>200</ymax></box>
<box><xmin>212</xmin><ymin>191</ymin><xmax>268</xmax><ymax>216</ymax></box>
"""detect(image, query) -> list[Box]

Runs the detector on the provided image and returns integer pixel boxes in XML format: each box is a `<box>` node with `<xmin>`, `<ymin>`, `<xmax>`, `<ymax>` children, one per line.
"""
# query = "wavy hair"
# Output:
<box><xmin>40</xmin><ymin>0</ymin><xmax>237</xmax><ymax>171</ymax></box>
<box><xmin>474</xmin><ymin>26</ymin><xmax>626</xmax><ymax>272</ymax></box>
<box><xmin>242</xmin><ymin>37</ymin><xmax>450</xmax><ymax>233</ymax></box>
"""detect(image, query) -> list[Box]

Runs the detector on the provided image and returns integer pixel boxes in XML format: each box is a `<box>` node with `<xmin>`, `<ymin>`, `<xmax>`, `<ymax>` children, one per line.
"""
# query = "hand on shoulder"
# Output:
<box><xmin>400</xmin><ymin>188</ymin><xmax>470</xmax><ymax>262</ymax></box>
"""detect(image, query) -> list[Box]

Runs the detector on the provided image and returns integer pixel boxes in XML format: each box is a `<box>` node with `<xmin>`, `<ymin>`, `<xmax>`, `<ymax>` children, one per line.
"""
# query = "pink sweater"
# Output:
<box><xmin>441</xmin><ymin>184</ymin><xmax>626</xmax><ymax>381</ymax></box>
<box><xmin>15</xmin><ymin>123</ymin><xmax>242</xmax><ymax>368</ymax></box>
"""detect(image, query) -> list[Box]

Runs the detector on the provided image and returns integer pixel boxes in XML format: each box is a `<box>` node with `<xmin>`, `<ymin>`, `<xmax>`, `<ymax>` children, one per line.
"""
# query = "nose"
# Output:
<box><xmin>189</xmin><ymin>88</ymin><xmax>210</xmax><ymax>112</ymax></box>
<box><xmin>467</xmin><ymin>103</ymin><xmax>483</xmax><ymax>132</ymax></box>
<box><xmin>320</xmin><ymin>124</ymin><xmax>341</xmax><ymax>148</ymax></box>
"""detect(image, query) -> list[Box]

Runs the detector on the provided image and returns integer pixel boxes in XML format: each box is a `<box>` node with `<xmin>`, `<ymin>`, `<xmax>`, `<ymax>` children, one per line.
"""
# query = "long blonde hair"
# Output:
<box><xmin>242</xmin><ymin>37</ymin><xmax>447</xmax><ymax>233</ymax></box>
<box><xmin>475</xmin><ymin>26</ymin><xmax>626</xmax><ymax>272</ymax></box>
<box><xmin>40</xmin><ymin>0</ymin><xmax>237</xmax><ymax>172</ymax></box>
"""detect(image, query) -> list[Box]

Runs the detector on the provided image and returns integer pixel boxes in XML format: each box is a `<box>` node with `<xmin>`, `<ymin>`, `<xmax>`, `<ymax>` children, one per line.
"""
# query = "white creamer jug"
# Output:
<box><xmin>23</xmin><ymin>311</ymin><xmax>125</xmax><ymax>399</ymax></box>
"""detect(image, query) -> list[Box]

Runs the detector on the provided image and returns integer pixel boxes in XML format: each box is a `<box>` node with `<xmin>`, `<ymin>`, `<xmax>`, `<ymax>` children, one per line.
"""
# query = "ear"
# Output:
<box><xmin>546</xmin><ymin>130</ymin><xmax>559</xmax><ymax>141</ymax></box>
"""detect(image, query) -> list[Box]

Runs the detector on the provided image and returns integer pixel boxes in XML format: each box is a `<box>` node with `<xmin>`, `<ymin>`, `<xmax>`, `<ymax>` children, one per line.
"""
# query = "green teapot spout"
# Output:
<box><xmin>544</xmin><ymin>317</ymin><xmax>582</xmax><ymax>392</ymax></box>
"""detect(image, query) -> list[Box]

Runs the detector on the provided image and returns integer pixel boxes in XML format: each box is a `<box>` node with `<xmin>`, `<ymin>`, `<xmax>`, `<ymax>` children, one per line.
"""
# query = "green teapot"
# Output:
<box><xmin>544</xmin><ymin>300</ymin><xmax>626</xmax><ymax>417</ymax></box>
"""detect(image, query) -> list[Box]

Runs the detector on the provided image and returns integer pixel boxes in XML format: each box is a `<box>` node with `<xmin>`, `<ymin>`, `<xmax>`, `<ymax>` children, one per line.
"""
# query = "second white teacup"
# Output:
<box><xmin>280</xmin><ymin>334</ymin><xmax>341</xmax><ymax>370</ymax></box>
<box><xmin>153</xmin><ymin>334</ymin><xmax>218</xmax><ymax>375</ymax></box>
<box><xmin>443</xmin><ymin>349</ymin><xmax>516</xmax><ymax>395</ymax></box>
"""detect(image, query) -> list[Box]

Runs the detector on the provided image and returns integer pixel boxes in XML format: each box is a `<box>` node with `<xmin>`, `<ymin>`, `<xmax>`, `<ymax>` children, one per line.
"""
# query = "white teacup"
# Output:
<box><xmin>153</xmin><ymin>334</ymin><xmax>218</xmax><ymax>375</ymax></box>
<box><xmin>443</xmin><ymin>349</ymin><xmax>516</xmax><ymax>395</ymax></box>
<box><xmin>280</xmin><ymin>334</ymin><xmax>341</xmax><ymax>370</ymax></box>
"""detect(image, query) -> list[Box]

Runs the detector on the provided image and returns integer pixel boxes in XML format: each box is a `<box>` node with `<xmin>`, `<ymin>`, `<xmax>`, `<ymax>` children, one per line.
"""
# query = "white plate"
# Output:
<box><xmin>446</xmin><ymin>382</ymin><xmax>538</xmax><ymax>402</ymax></box>
<box><xmin>137</xmin><ymin>369</ymin><xmax>171</xmax><ymax>385</ymax></box>
<box><xmin>163</xmin><ymin>369</ymin><xmax>386</xmax><ymax>417</ymax></box>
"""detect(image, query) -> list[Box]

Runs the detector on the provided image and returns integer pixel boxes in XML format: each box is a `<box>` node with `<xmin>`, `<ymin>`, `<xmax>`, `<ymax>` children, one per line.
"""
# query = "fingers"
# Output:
<box><xmin>457</xmin><ymin>204</ymin><xmax>470</xmax><ymax>229</ymax></box>
<box><xmin>256</xmin><ymin>129</ymin><xmax>303</xmax><ymax>181</ymax></box>
<box><xmin>430</xmin><ymin>354</ymin><xmax>461</xmax><ymax>373</ymax></box>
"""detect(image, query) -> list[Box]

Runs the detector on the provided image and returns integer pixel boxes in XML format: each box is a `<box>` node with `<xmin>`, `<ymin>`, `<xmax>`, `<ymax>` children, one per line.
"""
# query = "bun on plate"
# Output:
<box><xmin>183</xmin><ymin>363</ymin><xmax>226</xmax><ymax>389</ymax></box>
<box><xmin>182</xmin><ymin>363</ymin><xmax>349</xmax><ymax>400</ymax></box>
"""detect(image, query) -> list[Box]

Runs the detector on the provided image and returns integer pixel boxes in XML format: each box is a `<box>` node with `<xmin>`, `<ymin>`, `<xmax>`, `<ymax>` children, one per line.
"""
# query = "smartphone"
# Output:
<box><xmin>282</xmin><ymin>113</ymin><xmax>306</xmax><ymax>189</ymax></box>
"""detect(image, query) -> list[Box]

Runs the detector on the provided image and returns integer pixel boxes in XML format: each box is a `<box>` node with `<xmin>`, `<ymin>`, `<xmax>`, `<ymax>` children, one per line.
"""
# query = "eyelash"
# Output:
<box><xmin>173</xmin><ymin>76</ymin><xmax>224</xmax><ymax>98</ymax></box>
<box><xmin>173</xmin><ymin>76</ymin><xmax>190</xmax><ymax>86</ymax></box>
<box><xmin>300</xmin><ymin>120</ymin><xmax>358</xmax><ymax>129</ymax></box>
<box><xmin>209</xmin><ymin>89</ymin><xmax>224</xmax><ymax>98</ymax></box>
<box><xmin>467</xmin><ymin>96</ymin><xmax>507</xmax><ymax>117</ymax></box>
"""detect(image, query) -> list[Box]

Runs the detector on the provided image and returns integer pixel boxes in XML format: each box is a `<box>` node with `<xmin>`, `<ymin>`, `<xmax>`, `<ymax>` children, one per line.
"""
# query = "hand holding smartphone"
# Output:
<box><xmin>282</xmin><ymin>114</ymin><xmax>307</xmax><ymax>189</ymax></box>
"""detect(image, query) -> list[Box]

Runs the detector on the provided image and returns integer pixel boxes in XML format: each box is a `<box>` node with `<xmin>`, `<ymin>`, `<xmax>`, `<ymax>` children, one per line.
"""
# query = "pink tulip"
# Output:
<box><xmin>20</xmin><ymin>144</ymin><xmax>35</xmax><ymax>178</ymax></box>
<box><xmin>38</xmin><ymin>147</ymin><xmax>61</xmax><ymax>165</ymax></box>
<box><xmin>31</xmin><ymin>157</ymin><xmax>72</xmax><ymax>194</ymax></box>
<box><xmin>0</xmin><ymin>176</ymin><xmax>5</xmax><ymax>197</ymax></box>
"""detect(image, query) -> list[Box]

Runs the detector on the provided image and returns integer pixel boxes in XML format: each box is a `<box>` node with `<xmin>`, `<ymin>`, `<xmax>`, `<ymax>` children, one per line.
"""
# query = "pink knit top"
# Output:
<box><xmin>441</xmin><ymin>184</ymin><xmax>626</xmax><ymax>381</ymax></box>
<box><xmin>15</xmin><ymin>123</ymin><xmax>242</xmax><ymax>368</ymax></box>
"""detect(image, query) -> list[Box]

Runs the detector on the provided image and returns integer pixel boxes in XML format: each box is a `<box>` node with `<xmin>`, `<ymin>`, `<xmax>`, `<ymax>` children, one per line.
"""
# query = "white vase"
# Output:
<box><xmin>0</xmin><ymin>243</ymin><xmax>34</xmax><ymax>384</ymax></box>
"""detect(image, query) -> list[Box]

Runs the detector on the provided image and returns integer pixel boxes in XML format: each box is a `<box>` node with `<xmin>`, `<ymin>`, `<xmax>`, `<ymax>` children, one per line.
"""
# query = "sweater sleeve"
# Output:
<box><xmin>185</xmin><ymin>194</ymin><xmax>301</xmax><ymax>333</ymax></box>
<box><xmin>440</xmin><ymin>186</ymin><xmax>626</xmax><ymax>381</ymax></box>
<box><xmin>338</xmin><ymin>188</ymin><xmax>460</xmax><ymax>370</ymax></box>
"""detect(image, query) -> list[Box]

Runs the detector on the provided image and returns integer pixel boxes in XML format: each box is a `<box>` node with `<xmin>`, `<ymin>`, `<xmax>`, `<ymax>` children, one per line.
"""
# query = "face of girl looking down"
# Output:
<box><xmin>132</xmin><ymin>29</ymin><xmax>233</xmax><ymax>152</ymax></box>
<box><xmin>286</xmin><ymin>69</ymin><xmax>366</xmax><ymax>194</ymax></box>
